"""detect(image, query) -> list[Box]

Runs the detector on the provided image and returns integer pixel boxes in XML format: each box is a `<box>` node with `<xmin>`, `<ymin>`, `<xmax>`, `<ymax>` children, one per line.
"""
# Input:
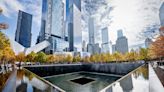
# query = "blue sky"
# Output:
<box><xmin>0</xmin><ymin>0</ymin><xmax>163</xmax><ymax>47</ymax></box>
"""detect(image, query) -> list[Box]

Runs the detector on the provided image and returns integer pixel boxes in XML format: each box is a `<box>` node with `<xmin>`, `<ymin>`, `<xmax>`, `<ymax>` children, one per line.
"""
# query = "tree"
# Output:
<box><xmin>82</xmin><ymin>56</ymin><xmax>90</xmax><ymax>63</ymax></box>
<box><xmin>90</xmin><ymin>55</ymin><xmax>96</xmax><ymax>62</ymax></box>
<box><xmin>16</xmin><ymin>52</ymin><xmax>25</xmax><ymax>68</ymax></box>
<box><xmin>0</xmin><ymin>32</ymin><xmax>15</xmax><ymax>64</ymax></box>
<box><xmin>150</xmin><ymin>36</ymin><xmax>164</xmax><ymax>59</ymax></box>
<box><xmin>35</xmin><ymin>52</ymin><xmax>47</xmax><ymax>63</ymax></box>
<box><xmin>138</xmin><ymin>48</ymin><xmax>149</xmax><ymax>60</ymax></box>
<box><xmin>47</xmin><ymin>55</ymin><xmax>57</xmax><ymax>63</ymax></box>
<box><xmin>65</xmin><ymin>55</ymin><xmax>73</xmax><ymax>63</ymax></box>
<box><xmin>73</xmin><ymin>55</ymin><xmax>81</xmax><ymax>63</ymax></box>
<box><xmin>100</xmin><ymin>53</ymin><xmax>108</xmax><ymax>62</ymax></box>
<box><xmin>125</xmin><ymin>51</ymin><xmax>138</xmax><ymax>61</ymax></box>
<box><xmin>112</xmin><ymin>52</ymin><xmax>123</xmax><ymax>61</ymax></box>
<box><xmin>26</xmin><ymin>52</ymin><xmax>37</xmax><ymax>62</ymax></box>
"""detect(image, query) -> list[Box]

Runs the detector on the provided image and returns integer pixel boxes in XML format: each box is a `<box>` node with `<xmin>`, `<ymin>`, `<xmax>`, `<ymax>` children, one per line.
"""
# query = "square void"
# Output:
<box><xmin>70</xmin><ymin>77</ymin><xmax>95</xmax><ymax>85</ymax></box>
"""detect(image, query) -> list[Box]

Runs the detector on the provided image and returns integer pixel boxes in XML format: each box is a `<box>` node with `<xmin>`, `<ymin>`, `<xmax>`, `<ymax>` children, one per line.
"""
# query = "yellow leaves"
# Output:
<box><xmin>149</xmin><ymin>36</ymin><xmax>164</xmax><ymax>58</ymax></box>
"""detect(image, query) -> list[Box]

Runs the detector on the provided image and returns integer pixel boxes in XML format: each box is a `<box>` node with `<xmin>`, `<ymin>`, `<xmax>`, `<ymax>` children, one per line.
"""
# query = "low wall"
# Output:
<box><xmin>24</xmin><ymin>63</ymin><xmax>143</xmax><ymax>77</ymax></box>
<box><xmin>83</xmin><ymin>63</ymin><xmax>142</xmax><ymax>75</ymax></box>
<box><xmin>24</xmin><ymin>64</ymin><xmax>83</xmax><ymax>77</ymax></box>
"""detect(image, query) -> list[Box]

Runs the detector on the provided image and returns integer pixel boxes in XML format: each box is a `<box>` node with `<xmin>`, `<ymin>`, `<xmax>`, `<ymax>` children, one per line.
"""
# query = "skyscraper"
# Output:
<box><xmin>82</xmin><ymin>40</ymin><xmax>87</xmax><ymax>52</ymax></box>
<box><xmin>160</xmin><ymin>2</ymin><xmax>164</xmax><ymax>26</ymax></box>
<box><xmin>117</xmin><ymin>29</ymin><xmax>123</xmax><ymax>38</ymax></box>
<box><xmin>87</xmin><ymin>16</ymin><xmax>101</xmax><ymax>54</ymax></box>
<box><xmin>88</xmin><ymin>16</ymin><xmax>96</xmax><ymax>44</ymax></box>
<box><xmin>68</xmin><ymin>0</ymin><xmax>82</xmax><ymax>51</ymax></box>
<box><xmin>115</xmin><ymin>30</ymin><xmax>128</xmax><ymax>54</ymax></box>
<box><xmin>38</xmin><ymin>0</ymin><xmax>68</xmax><ymax>54</ymax></box>
<box><xmin>15</xmin><ymin>10</ymin><xmax>32</xmax><ymax>48</ymax></box>
<box><xmin>159</xmin><ymin>2</ymin><xmax>164</xmax><ymax>36</ymax></box>
<box><xmin>145</xmin><ymin>38</ymin><xmax>152</xmax><ymax>48</ymax></box>
<box><xmin>101</xmin><ymin>27</ymin><xmax>110</xmax><ymax>53</ymax></box>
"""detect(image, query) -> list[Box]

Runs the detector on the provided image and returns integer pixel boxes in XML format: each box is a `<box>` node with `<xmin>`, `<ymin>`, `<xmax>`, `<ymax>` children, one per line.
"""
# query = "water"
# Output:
<box><xmin>45</xmin><ymin>72</ymin><xmax>121</xmax><ymax>92</ymax></box>
<box><xmin>15</xmin><ymin>69</ymin><xmax>64</xmax><ymax>92</ymax></box>
<box><xmin>101</xmin><ymin>65</ymin><xmax>149</xmax><ymax>92</ymax></box>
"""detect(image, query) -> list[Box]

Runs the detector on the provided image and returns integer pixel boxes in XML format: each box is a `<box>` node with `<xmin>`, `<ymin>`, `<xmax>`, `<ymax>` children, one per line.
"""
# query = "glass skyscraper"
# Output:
<box><xmin>101</xmin><ymin>27</ymin><xmax>110</xmax><ymax>53</ymax></box>
<box><xmin>15</xmin><ymin>10</ymin><xmax>32</xmax><ymax>48</ymax></box>
<box><xmin>38</xmin><ymin>0</ymin><xmax>68</xmax><ymax>54</ymax></box>
<box><xmin>116</xmin><ymin>30</ymin><xmax>129</xmax><ymax>54</ymax></box>
<box><xmin>88</xmin><ymin>16</ymin><xmax>96</xmax><ymax>44</ymax></box>
<box><xmin>68</xmin><ymin>0</ymin><xmax>82</xmax><ymax>51</ymax></box>
<box><xmin>117</xmin><ymin>29</ymin><xmax>123</xmax><ymax>38</ymax></box>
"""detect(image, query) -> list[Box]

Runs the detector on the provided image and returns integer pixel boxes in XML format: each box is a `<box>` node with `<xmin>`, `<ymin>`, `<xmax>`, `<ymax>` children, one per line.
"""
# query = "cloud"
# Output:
<box><xmin>0</xmin><ymin>0</ymin><xmax>25</xmax><ymax>17</ymax></box>
<box><xmin>0</xmin><ymin>0</ymin><xmax>42</xmax><ymax>46</ymax></box>
<box><xmin>82</xmin><ymin>0</ymin><xmax>163</xmax><ymax>46</ymax></box>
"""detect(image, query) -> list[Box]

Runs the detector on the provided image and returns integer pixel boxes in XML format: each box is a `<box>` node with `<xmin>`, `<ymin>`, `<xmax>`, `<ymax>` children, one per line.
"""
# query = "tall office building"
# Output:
<box><xmin>68</xmin><ymin>0</ymin><xmax>82</xmax><ymax>51</ymax></box>
<box><xmin>112</xmin><ymin>44</ymin><xmax>116</xmax><ymax>54</ymax></box>
<box><xmin>88</xmin><ymin>16</ymin><xmax>96</xmax><ymax>44</ymax></box>
<box><xmin>87</xmin><ymin>16</ymin><xmax>101</xmax><ymax>54</ymax></box>
<box><xmin>145</xmin><ymin>38</ymin><xmax>152</xmax><ymax>48</ymax></box>
<box><xmin>15</xmin><ymin>10</ymin><xmax>32</xmax><ymax>48</ymax></box>
<box><xmin>117</xmin><ymin>29</ymin><xmax>123</xmax><ymax>38</ymax></box>
<box><xmin>115</xmin><ymin>30</ymin><xmax>129</xmax><ymax>54</ymax></box>
<box><xmin>87</xmin><ymin>43</ymin><xmax>101</xmax><ymax>54</ymax></box>
<box><xmin>38</xmin><ymin>0</ymin><xmax>68</xmax><ymax>54</ymax></box>
<box><xmin>101</xmin><ymin>27</ymin><xmax>110</xmax><ymax>53</ymax></box>
<box><xmin>82</xmin><ymin>40</ymin><xmax>87</xmax><ymax>52</ymax></box>
<box><xmin>159</xmin><ymin>2</ymin><xmax>164</xmax><ymax>36</ymax></box>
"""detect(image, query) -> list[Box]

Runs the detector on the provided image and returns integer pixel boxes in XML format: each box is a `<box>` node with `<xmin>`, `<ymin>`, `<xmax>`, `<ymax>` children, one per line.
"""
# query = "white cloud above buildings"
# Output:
<box><xmin>0</xmin><ymin>0</ymin><xmax>163</xmax><ymax>46</ymax></box>
<box><xmin>82</xmin><ymin>0</ymin><xmax>163</xmax><ymax>46</ymax></box>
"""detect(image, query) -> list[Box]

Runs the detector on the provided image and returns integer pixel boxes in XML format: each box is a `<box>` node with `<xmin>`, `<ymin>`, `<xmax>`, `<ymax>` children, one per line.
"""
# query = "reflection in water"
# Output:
<box><xmin>133</xmin><ymin>65</ymin><xmax>148</xmax><ymax>79</ymax></box>
<box><xmin>0</xmin><ymin>71</ymin><xmax>12</xmax><ymax>91</ymax></box>
<box><xmin>103</xmin><ymin>65</ymin><xmax>149</xmax><ymax>92</ymax></box>
<box><xmin>16</xmin><ymin>69</ymin><xmax>62</xmax><ymax>92</ymax></box>
<box><xmin>120</xmin><ymin>75</ymin><xmax>133</xmax><ymax>92</ymax></box>
<box><xmin>45</xmin><ymin>72</ymin><xmax>120</xmax><ymax>92</ymax></box>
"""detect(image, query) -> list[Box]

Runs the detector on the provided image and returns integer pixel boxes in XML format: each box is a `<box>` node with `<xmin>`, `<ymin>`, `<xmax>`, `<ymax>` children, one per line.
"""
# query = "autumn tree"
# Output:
<box><xmin>125</xmin><ymin>50</ymin><xmax>138</xmax><ymax>61</ymax></box>
<box><xmin>26</xmin><ymin>51</ymin><xmax>37</xmax><ymax>62</ymax></box>
<box><xmin>35</xmin><ymin>52</ymin><xmax>47</xmax><ymax>63</ymax></box>
<box><xmin>90</xmin><ymin>55</ymin><xmax>96</xmax><ymax>62</ymax></box>
<box><xmin>0</xmin><ymin>32</ymin><xmax>15</xmax><ymax>64</ymax></box>
<box><xmin>112</xmin><ymin>52</ymin><xmax>123</xmax><ymax>61</ymax></box>
<box><xmin>82</xmin><ymin>56</ymin><xmax>90</xmax><ymax>63</ymax></box>
<box><xmin>150</xmin><ymin>36</ymin><xmax>164</xmax><ymax>59</ymax></box>
<box><xmin>47</xmin><ymin>55</ymin><xmax>56</xmax><ymax>63</ymax></box>
<box><xmin>65</xmin><ymin>55</ymin><xmax>73</xmax><ymax>63</ymax></box>
<box><xmin>73</xmin><ymin>55</ymin><xmax>81</xmax><ymax>63</ymax></box>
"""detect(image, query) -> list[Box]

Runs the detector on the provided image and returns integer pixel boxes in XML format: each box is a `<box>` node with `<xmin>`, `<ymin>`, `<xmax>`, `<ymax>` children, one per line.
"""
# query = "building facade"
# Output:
<box><xmin>87</xmin><ymin>43</ymin><xmax>101</xmax><ymax>55</ymax></box>
<box><xmin>82</xmin><ymin>40</ymin><xmax>87</xmax><ymax>52</ymax></box>
<box><xmin>38</xmin><ymin>0</ymin><xmax>68</xmax><ymax>54</ymax></box>
<box><xmin>115</xmin><ymin>30</ymin><xmax>129</xmax><ymax>54</ymax></box>
<box><xmin>15</xmin><ymin>10</ymin><xmax>32</xmax><ymax>48</ymax></box>
<box><xmin>117</xmin><ymin>29</ymin><xmax>123</xmax><ymax>38</ymax></box>
<box><xmin>145</xmin><ymin>38</ymin><xmax>152</xmax><ymax>48</ymax></box>
<box><xmin>88</xmin><ymin>16</ymin><xmax>96</xmax><ymax>44</ymax></box>
<box><xmin>87</xmin><ymin>16</ymin><xmax>101</xmax><ymax>54</ymax></box>
<box><xmin>159</xmin><ymin>2</ymin><xmax>164</xmax><ymax>36</ymax></box>
<box><xmin>68</xmin><ymin>0</ymin><xmax>82</xmax><ymax>51</ymax></box>
<box><xmin>112</xmin><ymin>44</ymin><xmax>116</xmax><ymax>54</ymax></box>
<box><xmin>101</xmin><ymin>27</ymin><xmax>110</xmax><ymax>53</ymax></box>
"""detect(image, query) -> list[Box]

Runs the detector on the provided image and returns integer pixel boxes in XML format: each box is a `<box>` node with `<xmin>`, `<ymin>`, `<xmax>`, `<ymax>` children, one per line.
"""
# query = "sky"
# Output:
<box><xmin>0</xmin><ymin>0</ymin><xmax>163</xmax><ymax>48</ymax></box>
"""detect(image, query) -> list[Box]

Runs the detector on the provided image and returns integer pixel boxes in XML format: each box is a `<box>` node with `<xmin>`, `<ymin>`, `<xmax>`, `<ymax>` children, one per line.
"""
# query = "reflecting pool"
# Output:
<box><xmin>100</xmin><ymin>65</ymin><xmax>149</xmax><ymax>92</ymax></box>
<box><xmin>45</xmin><ymin>72</ymin><xmax>121</xmax><ymax>92</ymax></box>
<box><xmin>15</xmin><ymin>69</ymin><xmax>65</xmax><ymax>92</ymax></box>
